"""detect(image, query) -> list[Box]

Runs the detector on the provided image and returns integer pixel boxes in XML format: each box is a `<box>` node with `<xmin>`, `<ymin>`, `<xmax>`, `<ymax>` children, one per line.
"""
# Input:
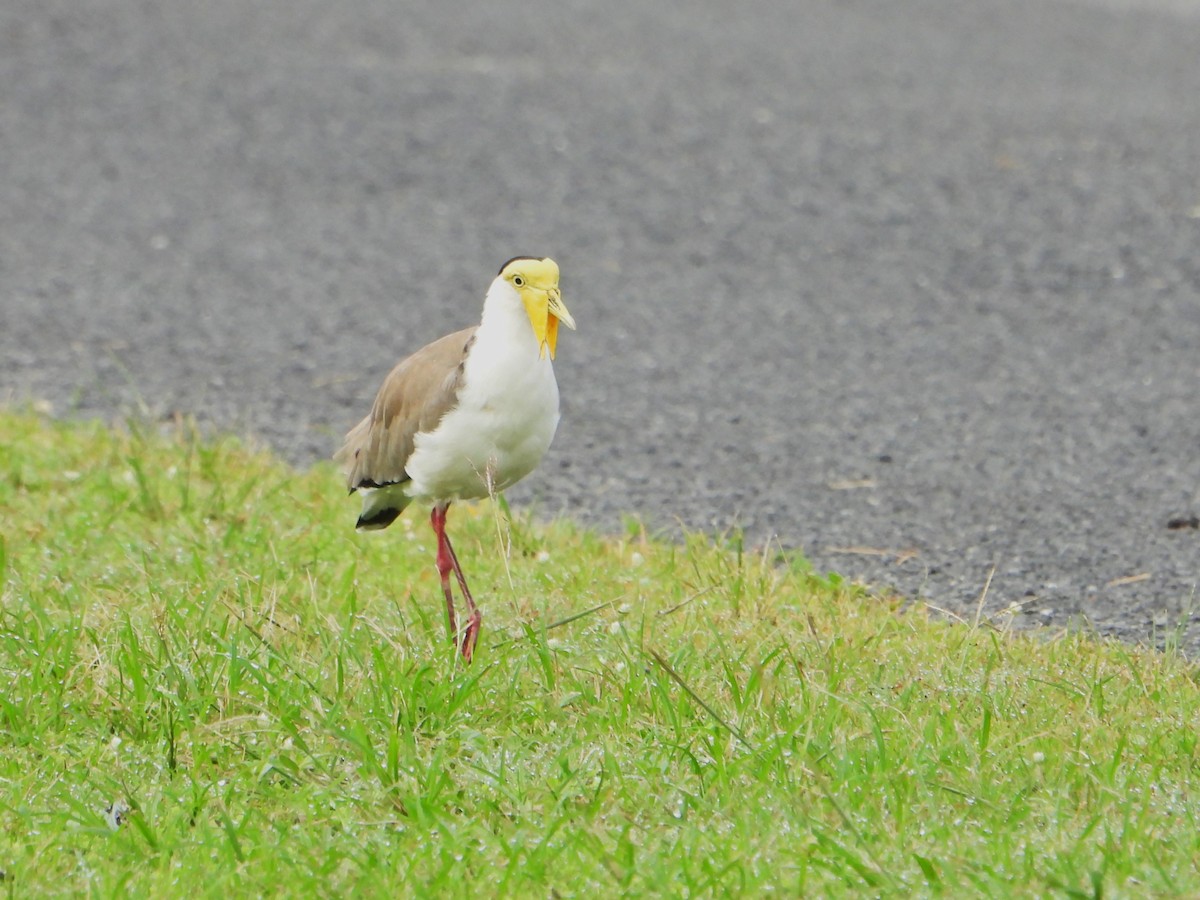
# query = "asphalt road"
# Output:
<box><xmin>3</xmin><ymin>0</ymin><xmax>1198</xmax><ymax>649</ymax></box>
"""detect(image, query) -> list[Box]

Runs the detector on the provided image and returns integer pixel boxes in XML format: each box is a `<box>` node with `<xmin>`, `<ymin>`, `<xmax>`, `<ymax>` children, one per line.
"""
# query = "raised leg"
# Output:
<box><xmin>430</xmin><ymin>503</ymin><xmax>482</xmax><ymax>662</ymax></box>
<box><xmin>441</xmin><ymin>523</ymin><xmax>482</xmax><ymax>662</ymax></box>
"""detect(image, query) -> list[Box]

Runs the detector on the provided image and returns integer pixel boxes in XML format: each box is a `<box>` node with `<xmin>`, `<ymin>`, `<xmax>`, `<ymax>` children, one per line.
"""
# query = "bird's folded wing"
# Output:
<box><xmin>334</xmin><ymin>327</ymin><xmax>477</xmax><ymax>491</ymax></box>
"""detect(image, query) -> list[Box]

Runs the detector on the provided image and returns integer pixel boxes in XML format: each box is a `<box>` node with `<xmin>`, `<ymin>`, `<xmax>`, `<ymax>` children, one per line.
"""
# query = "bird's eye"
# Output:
<box><xmin>512</xmin><ymin>275</ymin><xmax>525</xmax><ymax>287</ymax></box>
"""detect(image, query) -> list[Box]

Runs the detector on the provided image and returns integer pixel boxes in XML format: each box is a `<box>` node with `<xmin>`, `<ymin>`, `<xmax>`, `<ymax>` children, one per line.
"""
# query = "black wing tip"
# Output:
<box><xmin>356</xmin><ymin>508</ymin><xmax>402</xmax><ymax>531</ymax></box>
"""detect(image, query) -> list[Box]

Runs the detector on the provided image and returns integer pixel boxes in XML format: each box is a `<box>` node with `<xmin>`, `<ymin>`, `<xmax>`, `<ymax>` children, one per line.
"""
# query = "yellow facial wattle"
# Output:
<box><xmin>506</xmin><ymin>257</ymin><xmax>575</xmax><ymax>360</ymax></box>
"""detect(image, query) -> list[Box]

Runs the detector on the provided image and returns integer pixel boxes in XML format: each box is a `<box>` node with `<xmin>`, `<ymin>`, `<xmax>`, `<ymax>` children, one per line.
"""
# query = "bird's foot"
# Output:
<box><xmin>458</xmin><ymin>610</ymin><xmax>482</xmax><ymax>664</ymax></box>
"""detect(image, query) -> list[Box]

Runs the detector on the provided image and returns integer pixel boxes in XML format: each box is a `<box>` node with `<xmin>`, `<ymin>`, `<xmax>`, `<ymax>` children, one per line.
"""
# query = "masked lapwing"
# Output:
<box><xmin>335</xmin><ymin>256</ymin><xmax>575</xmax><ymax>662</ymax></box>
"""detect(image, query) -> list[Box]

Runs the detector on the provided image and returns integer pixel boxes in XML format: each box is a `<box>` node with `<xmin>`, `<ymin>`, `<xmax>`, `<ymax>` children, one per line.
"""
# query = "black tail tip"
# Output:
<box><xmin>356</xmin><ymin>508</ymin><xmax>401</xmax><ymax>531</ymax></box>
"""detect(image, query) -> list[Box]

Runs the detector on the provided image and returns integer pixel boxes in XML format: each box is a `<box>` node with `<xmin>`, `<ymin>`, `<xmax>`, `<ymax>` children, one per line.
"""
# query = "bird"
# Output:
<box><xmin>334</xmin><ymin>256</ymin><xmax>575</xmax><ymax>662</ymax></box>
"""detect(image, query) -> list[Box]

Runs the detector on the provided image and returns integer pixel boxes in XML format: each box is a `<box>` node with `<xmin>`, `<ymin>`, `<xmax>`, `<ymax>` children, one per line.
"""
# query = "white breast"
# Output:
<box><xmin>403</xmin><ymin>282</ymin><xmax>561</xmax><ymax>502</ymax></box>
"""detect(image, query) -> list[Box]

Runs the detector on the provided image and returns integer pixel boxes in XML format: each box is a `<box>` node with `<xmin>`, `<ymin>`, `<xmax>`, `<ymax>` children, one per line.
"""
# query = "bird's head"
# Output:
<box><xmin>498</xmin><ymin>256</ymin><xmax>575</xmax><ymax>359</ymax></box>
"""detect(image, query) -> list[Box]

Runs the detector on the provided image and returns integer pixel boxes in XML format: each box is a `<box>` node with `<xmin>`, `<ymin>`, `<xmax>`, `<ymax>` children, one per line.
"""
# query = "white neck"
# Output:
<box><xmin>477</xmin><ymin>278</ymin><xmax>541</xmax><ymax>357</ymax></box>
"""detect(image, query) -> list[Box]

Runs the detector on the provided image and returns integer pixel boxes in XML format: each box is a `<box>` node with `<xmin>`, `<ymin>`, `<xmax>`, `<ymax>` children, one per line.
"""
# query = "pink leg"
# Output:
<box><xmin>431</xmin><ymin>505</ymin><xmax>458</xmax><ymax>640</ymax></box>
<box><xmin>430</xmin><ymin>504</ymin><xmax>482</xmax><ymax>662</ymax></box>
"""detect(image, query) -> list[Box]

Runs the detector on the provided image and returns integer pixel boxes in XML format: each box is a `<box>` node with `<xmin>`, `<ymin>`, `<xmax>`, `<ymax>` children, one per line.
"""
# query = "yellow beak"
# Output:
<box><xmin>522</xmin><ymin>285</ymin><xmax>575</xmax><ymax>360</ymax></box>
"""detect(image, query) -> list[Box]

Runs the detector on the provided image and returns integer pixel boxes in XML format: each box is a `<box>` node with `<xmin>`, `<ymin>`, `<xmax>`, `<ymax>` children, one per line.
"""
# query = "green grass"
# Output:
<box><xmin>2</xmin><ymin>409</ymin><xmax>1199</xmax><ymax>897</ymax></box>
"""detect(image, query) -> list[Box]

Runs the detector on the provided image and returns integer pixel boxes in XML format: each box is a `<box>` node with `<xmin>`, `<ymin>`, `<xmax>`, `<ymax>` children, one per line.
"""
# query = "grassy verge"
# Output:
<box><xmin>1</xmin><ymin>409</ymin><xmax>1198</xmax><ymax>896</ymax></box>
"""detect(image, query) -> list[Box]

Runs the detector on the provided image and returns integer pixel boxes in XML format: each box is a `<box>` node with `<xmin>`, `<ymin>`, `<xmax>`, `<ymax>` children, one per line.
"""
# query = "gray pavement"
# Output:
<box><xmin>3</xmin><ymin>0</ymin><xmax>1198</xmax><ymax>649</ymax></box>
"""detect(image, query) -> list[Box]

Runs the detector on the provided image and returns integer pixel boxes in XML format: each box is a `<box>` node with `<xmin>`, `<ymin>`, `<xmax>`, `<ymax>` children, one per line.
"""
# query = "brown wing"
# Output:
<box><xmin>334</xmin><ymin>327</ymin><xmax>476</xmax><ymax>491</ymax></box>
